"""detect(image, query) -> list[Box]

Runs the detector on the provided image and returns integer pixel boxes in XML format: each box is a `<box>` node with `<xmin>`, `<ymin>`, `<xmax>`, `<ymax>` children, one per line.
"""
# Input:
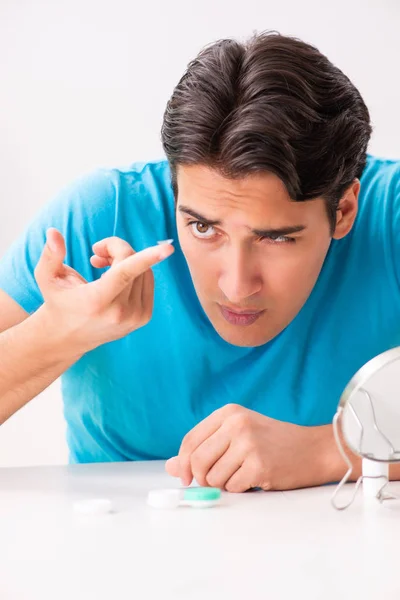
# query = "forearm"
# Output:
<box><xmin>0</xmin><ymin>305</ymin><xmax>84</xmax><ymax>424</ymax></box>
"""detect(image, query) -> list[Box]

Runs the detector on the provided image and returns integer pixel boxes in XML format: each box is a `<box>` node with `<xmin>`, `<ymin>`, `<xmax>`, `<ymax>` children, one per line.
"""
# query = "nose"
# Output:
<box><xmin>218</xmin><ymin>247</ymin><xmax>262</xmax><ymax>305</ymax></box>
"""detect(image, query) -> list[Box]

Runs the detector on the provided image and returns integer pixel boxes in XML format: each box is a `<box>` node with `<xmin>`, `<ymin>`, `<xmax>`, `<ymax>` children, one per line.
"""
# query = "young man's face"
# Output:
<box><xmin>176</xmin><ymin>165</ymin><xmax>358</xmax><ymax>347</ymax></box>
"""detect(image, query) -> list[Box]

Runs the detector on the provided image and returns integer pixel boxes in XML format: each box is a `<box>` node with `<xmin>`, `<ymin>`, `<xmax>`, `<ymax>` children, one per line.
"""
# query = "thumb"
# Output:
<box><xmin>35</xmin><ymin>228</ymin><xmax>66</xmax><ymax>283</ymax></box>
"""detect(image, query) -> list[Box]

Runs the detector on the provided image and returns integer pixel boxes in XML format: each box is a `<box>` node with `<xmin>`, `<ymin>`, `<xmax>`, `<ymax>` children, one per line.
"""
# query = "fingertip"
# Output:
<box><xmin>179</xmin><ymin>457</ymin><xmax>194</xmax><ymax>487</ymax></box>
<box><xmin>46</xmin><ymin>227</ymin><xmax>63</xmax><ymax>244</ymax></box>
<box><xmin>181</xmin><ymin>475</ymin><xmax>193</xmax><ymax>487</ymax></box>
<box><xmin>45</xmin><ymin>228</ymin><xmax>60</xmax><ymax>253</ymax></box>
<box><xmin>90</xmin><ymin>255</ymin><xmax>110</xmax><ymax>268</ymax></box>
<box><xmin>165</xmin><ymin>456</ymin><xmax>180</xmax><ymax>477</ymax></box>
<box><xmin>158</xmin><ymin>244</ymin><xmax>175</xmax><ymax>261</ymax></box>
<box><xmin>46</xmin><ymin>227</ymin><xmax>60</xmax><ymax>236</ymax></box>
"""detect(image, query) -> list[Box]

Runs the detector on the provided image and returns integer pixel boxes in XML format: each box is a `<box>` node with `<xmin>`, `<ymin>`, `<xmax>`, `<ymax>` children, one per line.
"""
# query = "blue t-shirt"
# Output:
<box><xmin>0</xmin><ymin>155</ymin><xmax>400</xmax><ymax>463</ymax></box>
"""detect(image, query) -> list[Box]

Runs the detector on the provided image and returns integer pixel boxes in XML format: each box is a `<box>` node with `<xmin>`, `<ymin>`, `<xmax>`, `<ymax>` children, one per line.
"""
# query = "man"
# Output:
<box><xmin>0</xmin><ymin>31</ymin><xmax>399</xmax><ymax>492</ymax></box>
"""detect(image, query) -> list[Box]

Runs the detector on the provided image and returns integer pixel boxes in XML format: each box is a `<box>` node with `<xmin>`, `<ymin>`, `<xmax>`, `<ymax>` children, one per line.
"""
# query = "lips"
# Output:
<box><xmin>219</xmin><ymin>305</ymin><xmax>265</xmax><ymax>326</ymax></box>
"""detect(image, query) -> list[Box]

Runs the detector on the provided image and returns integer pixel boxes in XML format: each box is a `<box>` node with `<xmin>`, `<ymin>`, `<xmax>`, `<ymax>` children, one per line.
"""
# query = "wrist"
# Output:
<box><xmin>32</xmin><ymin>303</ymin><xmax>89</xmax><ymax>362</ymax></box>
<box><xmin>318</xmin><ymin>423</ymin><xmax>361</xmax><ymax>484</ymax></box>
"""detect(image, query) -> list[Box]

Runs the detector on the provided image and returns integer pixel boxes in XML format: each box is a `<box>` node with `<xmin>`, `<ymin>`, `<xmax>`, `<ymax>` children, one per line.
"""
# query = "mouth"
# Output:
<box><xmin>218</xmin><ymin>304</ymin><xmax>265</xmax><ymax>327</ymax></box>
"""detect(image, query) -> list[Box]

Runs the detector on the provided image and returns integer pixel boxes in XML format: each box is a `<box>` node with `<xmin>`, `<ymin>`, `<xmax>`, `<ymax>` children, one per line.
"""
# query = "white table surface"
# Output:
<box><xmin>1</xmin><ymin>460</ymin><xmax>399</xmax><ymax>600</ymax></box>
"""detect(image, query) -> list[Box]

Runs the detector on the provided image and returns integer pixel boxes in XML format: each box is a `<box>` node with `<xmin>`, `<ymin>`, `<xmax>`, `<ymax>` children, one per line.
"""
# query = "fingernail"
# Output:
<box><xmin>157</xmin><ymin>239</ymin><xmax>174</xmax><ymax>245</ymax></box>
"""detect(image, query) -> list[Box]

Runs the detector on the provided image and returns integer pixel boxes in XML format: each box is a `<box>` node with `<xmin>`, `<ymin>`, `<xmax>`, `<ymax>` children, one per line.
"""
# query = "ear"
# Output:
<box><xmin>332</xmin><ymin>179</ymin><xmax>360</xmax><ymax>240</ymax></box>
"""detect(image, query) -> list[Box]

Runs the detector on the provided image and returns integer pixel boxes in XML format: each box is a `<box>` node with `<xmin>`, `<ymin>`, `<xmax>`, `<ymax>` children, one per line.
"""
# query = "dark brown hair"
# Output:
<box><xmin>161</xmin><ymin>31</ymin><xmax>372</xmax><ymax>231</ymax></box>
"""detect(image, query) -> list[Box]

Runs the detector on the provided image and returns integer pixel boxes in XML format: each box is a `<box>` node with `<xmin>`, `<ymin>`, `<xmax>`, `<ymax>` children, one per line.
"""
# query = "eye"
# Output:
<box><xmin>262</xmin><ymin>235</ymin><xmax>295</xmax><ymax>244</ymax></box>
<box><xmin>188</xmin><ymin>221</ymin><xmax>216</xmax><ymax>239</ymax></box>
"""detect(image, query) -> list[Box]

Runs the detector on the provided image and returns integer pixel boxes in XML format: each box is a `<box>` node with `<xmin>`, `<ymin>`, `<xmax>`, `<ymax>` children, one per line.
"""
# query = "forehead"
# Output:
<box><xmin>177</xmin><ymin>164</ymin><xmax>286</xmax><ymax>204</ymax></box>
<box><xmin>176</xmin><ymin>164</ymin><xmax>325</xmax><ymax>226</ymax></box>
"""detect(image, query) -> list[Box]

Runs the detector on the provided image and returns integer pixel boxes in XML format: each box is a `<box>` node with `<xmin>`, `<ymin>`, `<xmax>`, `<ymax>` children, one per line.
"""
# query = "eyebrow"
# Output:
<box><xmin>178</xmin><ymin>205</ymin><xmax>307</xmax><ymax>237</ymax></box>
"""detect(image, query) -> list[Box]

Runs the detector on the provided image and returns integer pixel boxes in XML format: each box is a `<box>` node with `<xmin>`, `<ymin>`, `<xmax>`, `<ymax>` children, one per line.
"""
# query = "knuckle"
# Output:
<box><xmin>224</xmin><ymin>481</ymin><xmax>234</xmax><ymax>492</ymax></box>
<box><xmin>248</xmin><ymin>453</ymin><xmax>265</xmax><ymax>476</ymax></box>
<box><xmin>213</xmin><ymin>404</ymin><xmax>240</xmax><ymax>421</ymax></box>
<box><xmin>205</xmin><ymin>471</ymin><xmax>223</xmax><ymax>488</ymax></box>
<box><xmin>180</xmin><ymin>435</ymin><xmax>192</xmax><ymax>455</ymax></box>
<box><xmin>180</xmin><ymin>439</ymin><xmax>197</xmax><ymax>461</ymax></box>
<box><xmin>190</xmin><ymin>450</ymin><xmax>207</xmax><ymax>473</ymax></box>
<box><xmin>222</xmin><ymin>403</ymin><xmax>242</xmax><ymax>416</ymax></box>
<box><xmin>235</xmin><ymin>435</ymin><xmax>254</xmax><ymax>457</ymax></box>
<box><xmin>102</xmin><ymin>236</ymin><xmax>134</xmax><ymax>253</ymax></box>
<box><xmin>115</xmin><ymin>241</ymin><xmax>135</xmax><ymax>260</ymax></box>
<box><xmin>229</xmin><ymin>411</ymin><xmax>252</xmax><ymax>432</ymax></box>
<box><xmin>181</xmin><ymin>429</ymin><xmax>193</xmax><ymax>447</ymax></box>
<box><xmin>225</xmin><ymin>479</ymin><xmax>246</xmax><ymax>494</ymax></box>
<box><xmin>224</xmin><ymin>482</ymin><xmax>235</xmax><ymax>493</ymax></box>
<box><xmin>117</xmin><ymin>270</ymin><xmax>132</xmax><ymax>287</ymax></box>
<box><xmin>247</xmin><ymin>454</ymin><xmax>270</xmax><ymax>489</ymax></box>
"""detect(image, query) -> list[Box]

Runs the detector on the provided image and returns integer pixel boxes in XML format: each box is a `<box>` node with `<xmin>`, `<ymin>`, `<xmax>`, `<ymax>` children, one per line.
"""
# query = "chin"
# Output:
<box><xmin>210</xmin><ymin>320</ymin><xmax>275</xmax><ymax>348</ymax></box>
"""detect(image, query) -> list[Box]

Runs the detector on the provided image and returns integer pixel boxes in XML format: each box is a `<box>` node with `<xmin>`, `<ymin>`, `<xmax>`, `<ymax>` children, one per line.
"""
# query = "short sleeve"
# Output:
<box><xmin>0</xmin><ymin>169</ymin><xmax>118</xmax><ymax>314</ymax></box>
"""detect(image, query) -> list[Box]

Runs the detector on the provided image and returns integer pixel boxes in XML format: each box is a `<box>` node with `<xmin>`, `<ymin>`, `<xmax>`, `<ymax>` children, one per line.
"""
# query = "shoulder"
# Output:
<box><xmin>359</xmin><ymin>154</ymin><xmax>400</xmax><ymax>201</ymax></box>
<box><xmin>350</xmin><ymin>154</ymin><xmax>400</xmax><ymax>297</ymax></box>
<box><xmin>42</xmin><ymin>159</ymin><xmax>172</xmax><ymax>238</ymax></box>
<box><xmin>112</xmin><ymin>159</ymin><xmax>173</xmax><ymax>208</ymax></box>
<box><xmin>355</xmin><ymin>154</ymin><xmax>400</xmax><ymax>234</ymax></box>
<box><xmin>49</xmin><ymin>159</ymin><xmax>170</xmax><ymax>213</ymax></box>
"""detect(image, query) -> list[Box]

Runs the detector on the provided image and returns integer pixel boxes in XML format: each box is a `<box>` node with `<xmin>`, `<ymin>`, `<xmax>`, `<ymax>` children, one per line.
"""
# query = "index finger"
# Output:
<box><xmin>178</xmin><ymin>410</ymin><xmax>225</xmax><ymax>485</ymax></box>
<box><xmin>91</xmin><ymin>242</ymin><xmax>174</xmax><ymax>304</ymax></box>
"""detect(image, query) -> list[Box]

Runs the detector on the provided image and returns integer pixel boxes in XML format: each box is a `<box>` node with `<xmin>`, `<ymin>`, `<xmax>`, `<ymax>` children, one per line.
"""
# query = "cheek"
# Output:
<box><xmin>263</xmin><ymin>239</ymin><xmax>330</xmax><ymax>298</ymax></box>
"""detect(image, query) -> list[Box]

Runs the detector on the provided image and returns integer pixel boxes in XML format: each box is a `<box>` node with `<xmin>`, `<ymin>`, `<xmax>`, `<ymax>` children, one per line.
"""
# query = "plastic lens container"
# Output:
<box><xmin>147</xmin><ymin>487</ymin><xmax>221</xmax><ymax>509</ymax></box>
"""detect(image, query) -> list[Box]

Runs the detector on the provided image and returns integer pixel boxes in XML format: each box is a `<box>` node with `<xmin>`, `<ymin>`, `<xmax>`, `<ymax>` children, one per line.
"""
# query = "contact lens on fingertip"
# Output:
<box><xmin>157</xmin><ymin>239</ymin><xmax>174</xmax><ymax>245</ymax></box>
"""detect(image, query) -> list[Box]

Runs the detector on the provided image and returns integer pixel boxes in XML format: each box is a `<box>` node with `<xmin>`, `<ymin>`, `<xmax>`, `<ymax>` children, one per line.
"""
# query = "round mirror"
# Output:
<box><xmin>339</xmin><ymin>347</ymin><xmax>400</xmax><ymax>462</ymax></box>
<box><xmin>331</xmin><ymin>347</ymin><xmax>400</xmax><ymax>510</ymax></box>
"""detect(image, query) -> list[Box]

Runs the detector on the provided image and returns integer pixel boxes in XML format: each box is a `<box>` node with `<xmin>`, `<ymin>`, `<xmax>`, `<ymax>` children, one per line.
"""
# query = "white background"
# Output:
<box><xmin>0</xmin><ymin>0</ymin><xmax>399</xmax><ymax>467</ymax></box>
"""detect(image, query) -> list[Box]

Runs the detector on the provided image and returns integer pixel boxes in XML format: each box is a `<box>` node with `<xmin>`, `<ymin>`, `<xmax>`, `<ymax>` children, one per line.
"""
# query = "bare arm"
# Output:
<box><xmin>165</xmin><ymin>404</ymin><xmax>400</xmax><ymax>492</ymax></box>
<box><xmin>0</xmin><ymin>230</ymin><xmax>174</xmax><ymax>425</ymax></box>
<box><xmin>0</xmin><ymin>294</ymin><xmax>83</xmax><ymax>424</ymax></box>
